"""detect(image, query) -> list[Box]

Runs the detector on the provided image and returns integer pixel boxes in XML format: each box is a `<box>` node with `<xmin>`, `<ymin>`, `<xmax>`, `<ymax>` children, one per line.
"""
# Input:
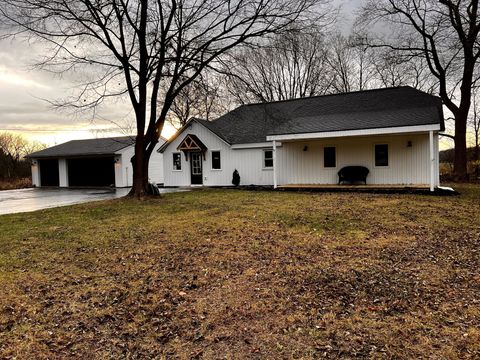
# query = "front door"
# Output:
<box><xmin>190</xmin><ymin>152</ymin><xmax>203</xmax><ymax>185</ymax></box>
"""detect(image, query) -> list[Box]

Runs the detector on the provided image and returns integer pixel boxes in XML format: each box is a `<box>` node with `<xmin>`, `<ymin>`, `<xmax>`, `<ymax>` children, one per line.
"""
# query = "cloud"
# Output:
<box><xmin>0</xmin><ymin>37</ymin><xmax>141</xmax><ymax>145</ymax></box>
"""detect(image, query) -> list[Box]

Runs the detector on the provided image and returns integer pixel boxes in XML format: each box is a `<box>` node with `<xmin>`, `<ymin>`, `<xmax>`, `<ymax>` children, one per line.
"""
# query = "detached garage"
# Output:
<box><xmin>27</xmin><ymin>136</ymin><xmax>165</xmax><ymax>188</ymax></box>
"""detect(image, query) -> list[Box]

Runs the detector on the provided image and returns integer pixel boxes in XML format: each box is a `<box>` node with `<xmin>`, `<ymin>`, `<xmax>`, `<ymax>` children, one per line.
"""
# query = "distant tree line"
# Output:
<box><xmin>0</xmin><ymin>133</ymin><xmax>46</xmax><ymax>180</ymax></box>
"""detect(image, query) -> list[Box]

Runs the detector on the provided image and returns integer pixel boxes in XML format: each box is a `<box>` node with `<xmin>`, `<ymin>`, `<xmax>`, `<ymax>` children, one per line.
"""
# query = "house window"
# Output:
<box><xmin>375</xmin><ymin>144</ymin><xmax>389</xmax><ymax>166</ymax></box>
<box><xmin>211</xmin><ymin>151</ymin><xmax>221</xmax><ymax>170</ymax></box>
<box><xmin>324</xmin><ymin>146</ymin><xmax>336</xmax><ymax>168</ymax></box>
<box><xmin>173</xmin><ymin>153</ymin><xmax>182</xmax><ymax>170</ymax></box>
<box><xmin>263</xmin><ymin>149</ymin><xmax>273</xmax><ymax>168</ymax></box>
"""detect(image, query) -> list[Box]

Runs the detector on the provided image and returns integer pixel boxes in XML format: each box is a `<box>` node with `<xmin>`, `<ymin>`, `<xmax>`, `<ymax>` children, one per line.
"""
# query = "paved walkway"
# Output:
<box><xmin>0</xmin><ymin>187</ymin><xmax>182</xmax><ymax>215</ymax></box>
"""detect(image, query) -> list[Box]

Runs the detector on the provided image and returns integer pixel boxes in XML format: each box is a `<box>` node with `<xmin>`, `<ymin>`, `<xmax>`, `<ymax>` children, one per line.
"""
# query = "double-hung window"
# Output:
<box><xmin>173</xmin><ymin>153</ymin><xmax>182</xmax><ymax>170</ymax></box>
<box><xmin>263</xmin><ymin>150</ymin><xmax>273</xmax><ymax>168</ymax></box>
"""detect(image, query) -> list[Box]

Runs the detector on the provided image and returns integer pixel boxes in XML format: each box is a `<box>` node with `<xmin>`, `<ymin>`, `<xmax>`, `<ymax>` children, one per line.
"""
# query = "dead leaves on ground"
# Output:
<box><xmin>0</xmin><ymin>186</ymin><xmax>480</xmax><ymax>358</ymax></box>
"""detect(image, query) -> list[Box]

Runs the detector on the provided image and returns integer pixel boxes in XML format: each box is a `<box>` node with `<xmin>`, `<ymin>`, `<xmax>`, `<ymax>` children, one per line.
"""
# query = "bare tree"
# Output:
<box><xmin>167</xmin><ymin>72</ymin><xmax>228</xmax><ymax>128</ymax></box>
<box><xmin>326</xmin><ymin>34</ymin><xmax>376</xmax><ymax>93</ymax></box>
<box><xmin>222</xmin><ymin>26</ymin><xmax>334</xmax><ymax>103</ymax></box>
<box><xmin>357</xmin><ymin>0</ymin><xmax>480</xmax><ymax>180</ymax></box>
<box><xmin>0</xmin><ymin>132</ymin><xmax>46</xmax><ymax>179</ymax></box>
<box><xmin>0</xmin><ymin>0</ymin><xmax>328</xmax><ymax>197</ymax></box>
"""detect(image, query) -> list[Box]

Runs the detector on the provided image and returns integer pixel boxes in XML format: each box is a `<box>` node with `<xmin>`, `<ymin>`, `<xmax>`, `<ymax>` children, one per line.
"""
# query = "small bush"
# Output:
<box><xmin>232</xmin><ymin>169</ymin><xmax>240</xmax><ymax>186</ymax></box>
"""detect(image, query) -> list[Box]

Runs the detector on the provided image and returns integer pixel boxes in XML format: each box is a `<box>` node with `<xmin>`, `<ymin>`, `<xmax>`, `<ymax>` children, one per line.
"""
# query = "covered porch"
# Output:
<box><xmin>268</xmin><ymin>125</ymin><xmax>441</xmax><ymax>192</ymax></box>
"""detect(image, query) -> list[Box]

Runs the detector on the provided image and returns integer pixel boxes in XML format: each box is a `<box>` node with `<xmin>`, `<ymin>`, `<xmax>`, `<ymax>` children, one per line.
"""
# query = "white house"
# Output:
<box><xmin>159</xmin><ymin>86</ymin><xmax>444</xmax><ymax>191</ymax></box>
<box><xmin>27</xmin><ymin>136</ymin><xmax>165</xmax><ymax>187</ymax></box>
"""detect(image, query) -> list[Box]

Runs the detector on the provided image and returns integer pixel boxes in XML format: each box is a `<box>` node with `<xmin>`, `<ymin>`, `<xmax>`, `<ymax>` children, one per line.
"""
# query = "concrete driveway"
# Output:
<box><xmin>0</xmin><ymin>187</ymin><xmax>182</xmax><ymax>215</ymax></box>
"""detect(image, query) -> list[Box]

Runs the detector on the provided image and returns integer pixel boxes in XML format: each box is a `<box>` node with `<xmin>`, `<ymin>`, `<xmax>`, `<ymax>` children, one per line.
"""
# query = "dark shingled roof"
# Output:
<box><xmin>193</xmin><ymin>86</ymin><xmax>444</xmax><ymax>145</ymax></box>
<box><xmin>27</xmin><ymin>136</ymin><xmax>136</xmax><ymax>158</ymax></box>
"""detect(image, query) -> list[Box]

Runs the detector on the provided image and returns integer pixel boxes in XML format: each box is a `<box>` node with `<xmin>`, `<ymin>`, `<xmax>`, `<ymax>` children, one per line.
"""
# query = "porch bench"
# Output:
<box><xmin>338</xmin><ymin>166</ymin><xmax>369</xmax><ymax>185</ymax></box>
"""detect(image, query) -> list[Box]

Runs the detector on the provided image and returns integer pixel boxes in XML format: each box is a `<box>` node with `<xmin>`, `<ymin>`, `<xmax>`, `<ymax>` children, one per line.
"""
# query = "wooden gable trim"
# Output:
<box><xmin>177</xmin><ymin>134</ymin><xmax>208</xmax><ymax>160</ymax></box>
<box><xmin>178</xmin><ymin>135</ymin><xmax>201</xmax><ymax>151</ymax></box>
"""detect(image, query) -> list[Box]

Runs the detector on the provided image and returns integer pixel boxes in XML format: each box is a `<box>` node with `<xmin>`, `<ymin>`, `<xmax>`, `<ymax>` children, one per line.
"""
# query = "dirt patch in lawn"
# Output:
<box><xmin>0</xmin><ymin>184</ymin><xmax>479</xmax><ymax>359</ymax></box>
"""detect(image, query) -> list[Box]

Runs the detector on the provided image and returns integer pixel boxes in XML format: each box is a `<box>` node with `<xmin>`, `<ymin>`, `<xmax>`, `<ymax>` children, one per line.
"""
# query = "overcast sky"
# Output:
<box><xmin>0</xmin><ymin>0</ymin><xmax>362</xmax><ymax>146</ymax></box>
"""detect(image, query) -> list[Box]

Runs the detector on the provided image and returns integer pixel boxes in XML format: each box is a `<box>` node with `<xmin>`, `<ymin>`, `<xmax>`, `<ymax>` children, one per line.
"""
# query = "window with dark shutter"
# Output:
<box><xmin>375</xmin><ymin>144</ymin><xmax>389</xmax><ymax>166</ymax></box>
<box><xmin>324</xmin><ymin>147</ymin><xmax>336</xmax><ymax>168</ymax></box>
<box><xmin>173</xmin><ymin>153</ymin><xmax>182</xmax><ymax>170</ymax></box>
<box><xmin>211</xmin><ymin>151</ymin><xmax>221</xmax><ymax>169</ymax></box>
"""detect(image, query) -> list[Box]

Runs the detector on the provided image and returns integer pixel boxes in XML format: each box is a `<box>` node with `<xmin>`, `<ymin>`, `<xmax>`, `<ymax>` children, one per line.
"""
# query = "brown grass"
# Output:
<box><xmin>0</xmin><ymin>178</ymin><xmax>32</xmax><ymax>190</ymax></box>
<box><xmin>0</xmin><ymin>184</ymin><xmax>479</xmax><ymax>359</ymax></box>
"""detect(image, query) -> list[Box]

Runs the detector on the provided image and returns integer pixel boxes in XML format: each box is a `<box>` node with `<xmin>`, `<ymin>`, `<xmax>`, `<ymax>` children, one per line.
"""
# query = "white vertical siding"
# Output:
<box><xmin>118</xmin><ymin>142</ymin><xmax>165</xmax><ymax>187</ymax></box>
<box><xmin>277</xmin><ymin>133</ymin><xmax>434</xmax><ymax>185</ymax></box>
<box><xmin>31</xmin><ymin>161</ymin><xmax>40</xmax><ymax>187</ymax></box>
<box><xmin>163</xmin><ymin>121</ymin><xmax>275</xmax><ymax>186</ymax></box>
<box><xmin>435</xmin><ymin>132</ymin><xmax>440</xmax><ymax>185</ymax></box>
<box><xmin>162</xmin><ymin>122</ymin><xmax>439</xmax><ymax>187</ymax></box>
<box><xmin>58</xmin><ymin>158</ymin><xmax>68</xmax><ymax>187</ymax></box>
<box><xmin>148</xmin><ymin>148</ymin><xmax>164</xmax><ymax>185</ymax></box>
<box><xmin>114</xmin><ymin>155</ymin><xmax>123</xmax><ymax>187</ymax></box>
<box><xmin>119</xmin><ymin>146</ymin><xmax>134</xmax><ymax>187</ymax></box>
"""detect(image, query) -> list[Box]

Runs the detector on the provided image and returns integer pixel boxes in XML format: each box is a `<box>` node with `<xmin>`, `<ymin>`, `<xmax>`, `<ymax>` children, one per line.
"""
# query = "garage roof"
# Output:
<box><xmin>27</xmin><ymin>136</ymin><xmax>136</xmax><ymax>158</ymax></box>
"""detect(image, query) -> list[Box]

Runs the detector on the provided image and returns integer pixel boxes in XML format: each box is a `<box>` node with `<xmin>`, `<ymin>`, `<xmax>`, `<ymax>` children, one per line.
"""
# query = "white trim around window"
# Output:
<box><xmin>172</xmin><ymin>152</ymin><xmax>182</xmax><ymax>171</ymax></box>
<box><xmin>263</xmin><ymin>149</ymin><xmax>273</xmax><ymax>170</ymax></box>
<box><xmin>210</xmin><ymin>150</ymin><xmax>222</xmax><ymax>171</ymax></box>
<box><xmin>323</xmin><ymin>145</ymin><xmax>337</xmax><ymax>168</ymax></box>
<box><xmin>373</xmin><ymin>143</ymin><xmax>390</xmax><ymax>168</ymax></box>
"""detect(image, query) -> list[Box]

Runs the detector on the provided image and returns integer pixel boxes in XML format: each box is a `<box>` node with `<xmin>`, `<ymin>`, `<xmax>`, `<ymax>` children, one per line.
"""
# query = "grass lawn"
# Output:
<box><xmin>0</xmin><ymin>185</ymin><xmax>479</xmax><ymax>359</ymax></box>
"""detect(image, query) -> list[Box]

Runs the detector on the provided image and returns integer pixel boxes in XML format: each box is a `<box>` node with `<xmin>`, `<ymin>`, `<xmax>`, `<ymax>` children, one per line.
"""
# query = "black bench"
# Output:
<box><xmin>338</xmin><ymin>166</ymin><xmax>369</xmax><ymax>185</ymax></box>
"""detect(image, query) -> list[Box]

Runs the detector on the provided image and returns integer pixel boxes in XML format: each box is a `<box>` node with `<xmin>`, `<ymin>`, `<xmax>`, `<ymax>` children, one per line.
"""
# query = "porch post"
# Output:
<box><xmin>273</xmin><ymin>140</ymin><xmax>277</xmax><ymax>189</ymax></box>
<box><xmin>429</xmin><ymin>130</ymin><xmax>435</xmax><ymax>192</ymax></box>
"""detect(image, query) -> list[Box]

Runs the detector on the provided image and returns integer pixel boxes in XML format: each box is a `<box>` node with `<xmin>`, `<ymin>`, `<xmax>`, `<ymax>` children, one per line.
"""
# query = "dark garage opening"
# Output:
<box><xmin>68</xmin><ymin>157</ymin><xmax>115</xmax><ymax>187</ymax></box>
<box><xmin>39</xmin><ymin>159</ymin><xmax>59</xmax><ymax>186</ymax></box>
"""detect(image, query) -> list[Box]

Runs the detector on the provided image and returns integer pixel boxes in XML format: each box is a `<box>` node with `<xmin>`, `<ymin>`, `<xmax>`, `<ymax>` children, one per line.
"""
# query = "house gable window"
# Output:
<box><xmin>263</xmin><ymin>149</ymin><xmax>273</xmax><ymax>168</ymax></box>
<box><xmin>375</xmin><ymin>144</ymin><xmax>389</xmax><ymax>167</ymax></box>
<box><xmin>173</xmin><ymin>153</ymin><xmax>182</xmax><ymax>170</ymax></box>
<box><xmin>211</xmin><ymin>151</ymin><xmax>221</xmax><ymax>170</ymax></box>
<box><xmin>324</xmin><ymin>146</ymin><xmax>336</xmax><ymax>168</ymax></box>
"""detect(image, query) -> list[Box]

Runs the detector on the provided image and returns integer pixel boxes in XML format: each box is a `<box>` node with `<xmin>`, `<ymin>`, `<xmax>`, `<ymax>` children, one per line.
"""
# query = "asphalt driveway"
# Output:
<box><xmin>0</xmin><ymin>187</ymin><xmax>182</xmax><ymax>215</ymax></box>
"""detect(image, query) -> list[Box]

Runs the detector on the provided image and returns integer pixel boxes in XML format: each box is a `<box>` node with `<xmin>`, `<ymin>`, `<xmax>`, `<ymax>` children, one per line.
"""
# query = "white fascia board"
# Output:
<box><xmin>266</xmin><ymin>124</ymin><xmax>441</xmax><ymax>141</ymax></box>
<box><xmin>115</xmin><ymin>144</ymin><xmax>134</xmax><ymax>155</ymax></box>
<box><xmin>231</xmin><ymin>142</ymin><xmax>282</xmax><ymax>149</ymax></box>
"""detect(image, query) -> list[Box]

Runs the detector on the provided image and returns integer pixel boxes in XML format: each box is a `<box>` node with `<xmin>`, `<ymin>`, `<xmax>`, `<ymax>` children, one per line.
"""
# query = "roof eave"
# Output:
<box><xmin>266</xmin><ymin>124</ymin><xmax>442</xmax><ymax>141</ymax></box>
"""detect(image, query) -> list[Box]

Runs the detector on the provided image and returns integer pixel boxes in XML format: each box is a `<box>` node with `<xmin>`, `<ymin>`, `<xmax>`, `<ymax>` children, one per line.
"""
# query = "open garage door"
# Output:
<box><xmin>67</xmin><ymin>157</ymin><xmax>115</xmax><ymax>187</ymax></box>
<box><xmin>39</xmin><ymin>159</ymin><xmax>59</xmax><ymax>186</ymax></box>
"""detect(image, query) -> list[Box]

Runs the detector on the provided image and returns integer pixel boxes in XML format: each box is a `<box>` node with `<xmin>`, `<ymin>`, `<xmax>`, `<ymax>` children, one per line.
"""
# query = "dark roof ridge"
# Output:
<box><xmin>241</xmin><ymin>86</ymin><xmax>436</xmax><ymax>107</ymax></box>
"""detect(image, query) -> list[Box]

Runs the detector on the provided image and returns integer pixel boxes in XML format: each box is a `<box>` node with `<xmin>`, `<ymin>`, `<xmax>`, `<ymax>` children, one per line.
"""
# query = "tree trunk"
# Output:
<box><xmin>454</xmin><ymin>110</ymin><xmax>468</xmax><ymax>180</ymax></box>
<box><xmin>129</xmin><ymin>132</ymin><xmax>160</xmax><ymax>197</ymax></box>
<box><xmin>130</xmin><ymin>136</ymin><xmax>149</xmax><ymax>197</ymax></box>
